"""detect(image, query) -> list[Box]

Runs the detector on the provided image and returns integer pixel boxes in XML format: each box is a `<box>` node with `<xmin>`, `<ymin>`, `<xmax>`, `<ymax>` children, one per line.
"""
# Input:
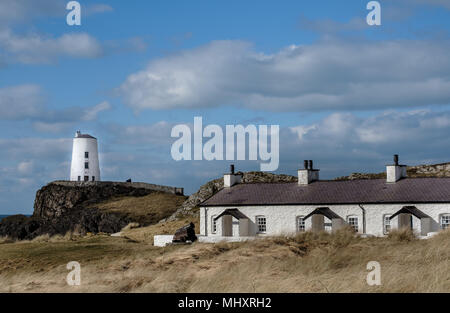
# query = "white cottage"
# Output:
<box><xmin>199</xmin><ymin>156</ymin><xmax>450</xmax><ymax>242</ymax></box>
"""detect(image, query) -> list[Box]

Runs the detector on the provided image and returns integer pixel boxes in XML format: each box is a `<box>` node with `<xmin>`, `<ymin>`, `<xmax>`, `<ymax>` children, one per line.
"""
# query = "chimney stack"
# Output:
<box><xmin>394</xmin><ymin>154</ymin><xmax>399</xmax><ymax>166</ymax></box>
<box><xmin>298</xmin><ymin>160</ymin><xmax>320</xmax><ymax>185</ymax></box>
<box><xmin>386</xmin><ymin>154</ymin><xmax>407</xmax><ymax>183</ymax></box>
<box><xmin>224</xmin><ymin>164</ymin><xmax>242</xmax><ymax>188</ymax></box>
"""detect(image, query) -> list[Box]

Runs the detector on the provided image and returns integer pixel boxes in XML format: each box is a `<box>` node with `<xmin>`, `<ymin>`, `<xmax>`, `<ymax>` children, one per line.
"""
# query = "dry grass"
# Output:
<box><xmin>121</xmin><ymin>216</ymin><xmax>200</xmax><ymax>244</ymax></box>
<box><xmin>0</xmin><ymin>228</ymin><xmax>448</xmax><ymax>293</ymax></box>
<box><xmin>91</xmin><ymin>192</ymin><xmax>187</xmax><ymax>226</ymax></box>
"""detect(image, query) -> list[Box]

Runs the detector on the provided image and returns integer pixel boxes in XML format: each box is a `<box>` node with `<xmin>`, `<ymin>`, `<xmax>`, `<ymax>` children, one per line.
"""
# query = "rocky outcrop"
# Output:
<box><xmin>335</xmin><ymin>162</ymin><xmax>450</xmax><ymax>181</ymax></box>
<box><xmin>335</xmin><ymin>172</ymin><xmax>386</xmax><ymax>180</ymax></box>
<box><xmin>33</xmin><ymin>182</ymin><xmax>155</xmax><ymax>220</ymax></box>
<box><xmin>164</xmin><ymin>171</ymin><xmax>297</xmax><ymax>221</ymax></box>
<box><xmin>407</xmin><ymin>163</ymin><xmax>450</xmax><ymax>177</ymax></box>
<box><xmin>0</xmin><ymin>181</ymin><xmax>180</xmax><ymax>240</ymax></box>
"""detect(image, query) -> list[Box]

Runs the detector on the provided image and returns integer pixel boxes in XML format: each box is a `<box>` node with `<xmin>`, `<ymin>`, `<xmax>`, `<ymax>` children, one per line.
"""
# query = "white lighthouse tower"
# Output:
<box><xmin>70</xmin><ymin>131</ymin><xmax>101</xmax><ymax>182</ymax></box>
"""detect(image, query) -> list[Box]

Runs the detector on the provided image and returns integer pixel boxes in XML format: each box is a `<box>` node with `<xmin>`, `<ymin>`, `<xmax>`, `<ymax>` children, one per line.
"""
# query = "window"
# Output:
<box><xmin>256</xmin><ymin>216</ymin><xmax>266</xmax><ymax>233</ymax></box>
<box><xmin>211</xmin><ymin>215</ymin><xmax>217</xmax><ymax>233</ymax></box>
<box><xmin>85</xmin><ymin>152</ymin><xmax>89</xmax><ymax>159</ymax></box>
<box><xmin>77</xmin><ymin>176</ymin><xmax>81</xmax><ymax>182</ymax></box>
<box><xmin>92</xmin><ymin>176</ymin><xmax>95</xmax><ymax>182</ymax></box>
<box><xmin>441</xmin><ymin>214</ymin><xmax>450</xmax><ymax>230</ymax></box>
<box><xmin>85</xmin><ymin>162</ymin><xmax>89</xmax><ymax>169</ymax></box>
<box><xmin>383</xmin><ymin>215</ymin><xmax>391</xmax><ymax>234</ymax></box>
<box><xmin>347</xmin><ymin>216</ymin><xmax>359</xmax><ymax>232</ymax></box>
<box><xmin>297</xmin><ymin>216</ymin><xmax>305</xmax><ymax>232</ymax></box>
<box><xmin>84</xmin><ymin>176</ymin><xmax>89</xmax><ymax>182</ymax></box>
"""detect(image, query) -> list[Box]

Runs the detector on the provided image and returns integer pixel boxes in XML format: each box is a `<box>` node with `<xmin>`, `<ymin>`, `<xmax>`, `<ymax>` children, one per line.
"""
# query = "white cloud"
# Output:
<box><xmin>119</xmin><ymin>39</ymin><xmax>450</xmax><ymax>112</ymax></box>
<box><xmin>0</xmin><ymin>85</ymin><xmax>111</xmax><ymax>132</ymax></box>
<box><xmin>289</xmin><ymin>110</ymin><xmax>450</xmax><ymax>157</ymax></box>
<box><xmin>0</xmin><ymin>30</ymin><xmax>103</xmax><ymax>64</ymax></box>
<box><xmin>17</xmin><ymin>161</ymin><xmax>33</xmax><ymax>174</ymax></box>
<box><xmin>0</xmin><ymin>84</ymin><xmax>43</xmax><ymax>119</ymax></box>
<box><xmin>82</xmin><ymin>101</ymin><xmax>111</xmax><ymax>121</ymax></box>
<box><xmin>30</xmin><ymin>101</ymin><xmax>112</xmax><ymax>133</ymax></box>
<box><xmin>0</xmin><ymin>1</ymin><xmax>115</xmax><ymax>65</ymax></box>
<box><xmin>0</xmin><ymin>0</ymin><xmax>64</xmax><ymax>25</ymax></box>
<box><xmin>108</xmin><ymin>121</ymin><xmax>174</xmax><ymax>145</ymax></box>
<box><xmin>84</xmin><ymin>4</ymin><xmax>113</xmax><ymax>15</ymax></box>
<box><xmin>0</xmin><ymin>0</ymin><xmax>113</xmax><ymax>25</ymax></box>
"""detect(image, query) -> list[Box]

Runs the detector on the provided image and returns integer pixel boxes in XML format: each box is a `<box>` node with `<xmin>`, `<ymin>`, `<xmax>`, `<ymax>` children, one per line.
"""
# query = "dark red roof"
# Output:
<box><xmin>201</xmin><ymin>178</ymin><xmax>450</xmax><ymax>206</ymax></box>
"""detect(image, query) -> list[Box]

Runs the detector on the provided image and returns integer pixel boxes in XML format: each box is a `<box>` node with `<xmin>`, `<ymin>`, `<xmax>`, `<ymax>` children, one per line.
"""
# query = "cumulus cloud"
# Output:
<box><xmin>0</xmin><ymin>1</ymin><xmax>115</xmax><ymax>65</ymax></box>
<box><xmin>119</xmin><ymin>39</ymin><xmax>450</xmax><ymax>112</ymax></box>
<box><xmin>285</xmin><ymin>110</ymin><xmax>450</xmax><ymax>178</ymax></box>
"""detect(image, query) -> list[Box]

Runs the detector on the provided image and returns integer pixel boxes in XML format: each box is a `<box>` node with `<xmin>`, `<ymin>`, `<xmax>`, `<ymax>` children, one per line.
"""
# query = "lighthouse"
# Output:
<box><xmin>70</xmin><ymin>131</ymin><xmax>101</xmax><ymax>182</ymax></box>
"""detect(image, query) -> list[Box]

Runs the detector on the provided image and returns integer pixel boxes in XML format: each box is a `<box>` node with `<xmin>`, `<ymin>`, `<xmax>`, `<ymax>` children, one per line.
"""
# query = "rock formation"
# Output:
<box><xmin>0</xmin><ymin>181</ymin><xmax>182</xmax><ymax>240</ymax></box>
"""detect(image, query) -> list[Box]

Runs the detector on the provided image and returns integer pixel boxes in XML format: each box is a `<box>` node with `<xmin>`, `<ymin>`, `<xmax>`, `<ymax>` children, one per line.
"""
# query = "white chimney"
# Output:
<box><xmin>224</xmin><ymin>164</ymin><xmax>242</xmax><ymax>188</ymax></box>
<box><xmin>386</xmin><ymin>154</ymin><xmax>407</xmax><ymax>183</ymax></box>
<box><xmin>298</xmin><ymin>160</ymin><xmax>320</xmax><ymax>185</ymax></box>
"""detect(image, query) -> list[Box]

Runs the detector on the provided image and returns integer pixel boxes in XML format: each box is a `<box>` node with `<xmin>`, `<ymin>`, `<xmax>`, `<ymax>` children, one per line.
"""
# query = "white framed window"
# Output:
<box><xmin>297</xmin><ymin>216</ymin><xmax>305</xmax><ymax>232</ymax></box>
<box><xmin>347</xmin><ymin>216</ymin><xmax>359</xmax><ymax>232</ymax></box>
<box><xmin>383</xmin><ymin>215</ymin><xmax>391</xmax><ymax>235</ymax></box>
<box><xmin>256</xmin><ymin>216</ymin><xmax>266</xmax><ymax>233</ymax></box>
<box><xmin>441</xmin><ymin>214</ymin><xmax>450</xmax><ymax>230</ymax></box>
<box><xmin>211</xmin><ymin>215</ymin><xmax>217</xmax><ymax>234</ymax></box>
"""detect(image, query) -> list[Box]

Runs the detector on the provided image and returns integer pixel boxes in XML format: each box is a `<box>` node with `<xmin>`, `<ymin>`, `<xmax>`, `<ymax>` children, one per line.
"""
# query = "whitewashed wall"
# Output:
<box><xmin>70</xmin><ymin>137</ymin><xmax>101</xmax><ymax>181</ymax></box>
<box><xmin>200</xmin><ymin>204</ymin><xmax>450</xmax><ymax>237</ymax></box>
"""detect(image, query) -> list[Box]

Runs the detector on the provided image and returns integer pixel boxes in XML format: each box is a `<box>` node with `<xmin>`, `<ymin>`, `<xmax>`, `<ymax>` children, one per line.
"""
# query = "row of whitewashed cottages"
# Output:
<box><xmin>198</xmin><ymin>156</ymin><xmax>450</xmax><ymax>242</ymax></box>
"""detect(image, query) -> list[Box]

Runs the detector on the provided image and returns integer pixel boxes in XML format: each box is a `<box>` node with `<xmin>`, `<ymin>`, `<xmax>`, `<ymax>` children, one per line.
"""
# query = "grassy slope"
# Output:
<box><xmin>90</xmin><ymin>192</ymin><xmax>187</xmax><ymax>226</ymax></box>
<box><xmin>121</xmin><ymin>208</ymin><xmax>200</xmax><ymax>243</ymax></box>
<box><xmin>0</xmin><ymin>229</ymin><xmax>448</xmax><ymax>293</ymax></box>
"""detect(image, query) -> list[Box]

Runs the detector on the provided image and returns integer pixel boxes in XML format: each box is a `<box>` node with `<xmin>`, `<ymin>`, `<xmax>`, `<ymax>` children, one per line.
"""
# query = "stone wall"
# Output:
<box><xmin>52</xmin><ymin>181</ymin><xmax>184</xmax><ymax>196</ymax></box>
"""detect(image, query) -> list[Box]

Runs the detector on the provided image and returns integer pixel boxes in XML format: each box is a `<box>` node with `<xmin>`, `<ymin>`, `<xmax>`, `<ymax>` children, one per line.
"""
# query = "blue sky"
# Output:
<box><xmin>1</xmin><ymin>0</ymin><xmax>450</xmax><ymax>214</ymax></box>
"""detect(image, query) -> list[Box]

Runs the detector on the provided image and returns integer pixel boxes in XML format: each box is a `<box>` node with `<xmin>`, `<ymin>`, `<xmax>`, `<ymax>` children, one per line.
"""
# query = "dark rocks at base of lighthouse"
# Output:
<box><xmin>0</xmin><ymin>181</ymin><xmax>185</xmax><ymax>240</ymax></box>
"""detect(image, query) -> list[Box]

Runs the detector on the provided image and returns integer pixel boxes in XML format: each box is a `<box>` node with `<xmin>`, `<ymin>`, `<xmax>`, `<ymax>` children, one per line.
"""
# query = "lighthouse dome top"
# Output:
<box><xmin>75</xmin><ymin>130</ymin><xmax>96</xmax><ymax>139</ymax></box>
